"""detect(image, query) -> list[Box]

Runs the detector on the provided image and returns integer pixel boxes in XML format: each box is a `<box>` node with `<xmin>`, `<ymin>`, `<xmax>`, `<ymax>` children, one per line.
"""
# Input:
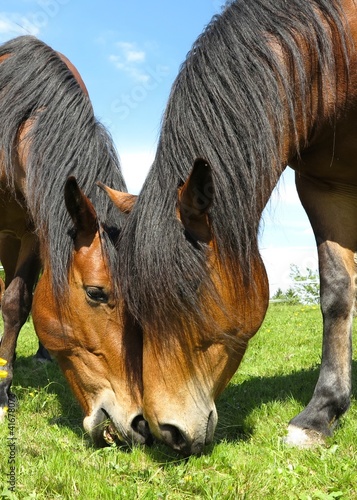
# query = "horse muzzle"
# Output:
<box><xmin>83</xmin><ymin>391</ymin><xmax>153</xmax><ymax>447</ymax></box>
<box><xmin>148</xmin><ymin>406</ymin><xmax>218</xmax><ymax>456</ymax></box>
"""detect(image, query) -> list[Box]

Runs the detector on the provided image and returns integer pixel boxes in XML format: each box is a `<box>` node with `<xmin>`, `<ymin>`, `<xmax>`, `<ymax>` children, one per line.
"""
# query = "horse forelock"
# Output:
<box><xmin>119</xmin><ymin>0</ymin><xmax>352</xmax><ymax>343</ymax></box>
<box><xmin>0</xmin><ymin>36</ymin><xmax>126</xmax><ymax>299</ymax></box>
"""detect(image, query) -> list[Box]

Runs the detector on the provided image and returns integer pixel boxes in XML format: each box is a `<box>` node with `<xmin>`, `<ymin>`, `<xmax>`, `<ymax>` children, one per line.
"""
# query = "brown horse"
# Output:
<box><xmin>0</xmin><ymin>36</ymin><xmax>149</xmax><ymax>446</ymax></box>
<box><xmin>108</xmin><ymin>0</ymin><xmax>357</xmax><ymax>455</ymax></box>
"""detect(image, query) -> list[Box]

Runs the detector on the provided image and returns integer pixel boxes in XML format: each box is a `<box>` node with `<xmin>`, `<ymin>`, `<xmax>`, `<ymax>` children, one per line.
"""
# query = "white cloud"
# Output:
<box><xmin>0</xmin><ymin>18</ymin><xmax>14</xmax><ymax>33</ymax></box>
<box><xmin>116</xmin><ymin>42</ymin><xmax>145</xmax><ymax>63</ymax></box>
<box><xmin>269</xmin><ymin>167</ymin><xmax>300</xmax><ymax>206</ymax></box>
<box><xmin>272</xmin><ymin>182</ymin><xmax>300</xmax><ymax>205</ymax></box>
<box><xmin>119</xmin><ymin>150</ymin><xmax>154</xmax><ymax>194</ymax></box>
<box><xmin>109</xmin><ymin>41</ymin><xmax>149</xmax><ymax>83</ymax></box>
<box><xmin>0</xmin><ymin>12</ymin><xmax>40</xmax><ymax>39</ymax></box>
<box><xmin>261</xmin><ymin>246</ymin><xmax>318</xmax><ymax>296</ymax></box>
<box><xmin>108</xmin><ymin>54</ymin><xmax>149</xmax><ymax>83</ymax></box>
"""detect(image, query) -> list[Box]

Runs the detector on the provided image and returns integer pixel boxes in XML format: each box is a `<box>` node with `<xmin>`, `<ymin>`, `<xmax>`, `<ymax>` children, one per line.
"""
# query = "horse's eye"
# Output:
<box><xmin>85</xmin><ymin>286</ymin><xmax>109</xmax><ymax>304</ymax></box>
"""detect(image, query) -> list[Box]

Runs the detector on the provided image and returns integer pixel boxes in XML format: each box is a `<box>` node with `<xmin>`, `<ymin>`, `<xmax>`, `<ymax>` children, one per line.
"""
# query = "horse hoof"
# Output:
<box><xmin>283</xmin><ymin>425</ymin><xmax>326</xmax><ymax>448</ymax></box>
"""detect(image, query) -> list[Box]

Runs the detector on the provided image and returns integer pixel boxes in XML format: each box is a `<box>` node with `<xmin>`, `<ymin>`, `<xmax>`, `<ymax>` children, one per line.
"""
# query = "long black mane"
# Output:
<box><xmin>119</xmin><ymin>0</ymin><xmax>351</xmax><ymax>335</ymax></box>
<box><xmin>0</xmin><ymin>36</ymin><xmax>126</xmax><ymax>296</ymax></box>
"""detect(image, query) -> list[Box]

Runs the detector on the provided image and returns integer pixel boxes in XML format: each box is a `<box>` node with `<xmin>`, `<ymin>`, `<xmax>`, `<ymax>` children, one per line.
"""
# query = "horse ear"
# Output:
<box><xmin>64</xmin><ymin>176</ymin><xmax>98</xmax><ymax>237</ymax></box>
<box><xmin>178</xmin><ymin>158</ymin><xmax>214</xmax><ymax>243</ymax></box>
<box><xmin>97</xmin><ymin>182</ymin><xmax>137</xmax><ymax>214</ymax></box>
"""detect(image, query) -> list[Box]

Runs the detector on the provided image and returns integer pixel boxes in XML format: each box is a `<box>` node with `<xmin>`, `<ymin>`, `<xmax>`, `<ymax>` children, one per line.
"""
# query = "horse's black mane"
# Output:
<box><xmin>119</xmin><ymin>0</ymin><xmax>351</xmax><ymax>336</ymax></box>
<box><xmin>0</xmin><ymin>36</ymin><xmax>126</xmax><ymax>297</ymax></box>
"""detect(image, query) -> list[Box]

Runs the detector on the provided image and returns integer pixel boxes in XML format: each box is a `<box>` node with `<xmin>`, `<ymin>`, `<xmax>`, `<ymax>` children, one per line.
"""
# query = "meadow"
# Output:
<box><xmin>0</xmin><ymin>303</ymin><xmax>356</xmax><ymax>499</ymax></box>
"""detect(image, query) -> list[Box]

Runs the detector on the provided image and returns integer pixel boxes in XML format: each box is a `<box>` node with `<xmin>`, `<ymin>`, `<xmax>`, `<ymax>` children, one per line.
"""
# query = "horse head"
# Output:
<box><xmin>32</xmin><ymin>177</ymin><xmax>151</xmax><ymax>447</ymax></box>
<box><xmin>103</xmin><ymin>159</ymin><xmax>269</xmax><ymax>455</ymax></box>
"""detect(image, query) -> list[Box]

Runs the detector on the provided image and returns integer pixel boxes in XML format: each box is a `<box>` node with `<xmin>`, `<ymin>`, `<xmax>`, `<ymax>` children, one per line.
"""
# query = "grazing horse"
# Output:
<box><xmin>109</xmin><ymin>0</ymin><xmax>357</xmax><ymax>455</ymax></box>
<box><xmin>0</xmin><ymin>36</ymin><xmax>148</xmax><ymax>447</ymax></box>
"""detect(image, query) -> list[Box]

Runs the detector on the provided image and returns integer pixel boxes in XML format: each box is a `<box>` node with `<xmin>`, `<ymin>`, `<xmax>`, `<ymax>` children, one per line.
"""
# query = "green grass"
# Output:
<box><xmin>0</xmin><ymin>304</ymin><xmax>356</xmax><ymax>499</ymax></box>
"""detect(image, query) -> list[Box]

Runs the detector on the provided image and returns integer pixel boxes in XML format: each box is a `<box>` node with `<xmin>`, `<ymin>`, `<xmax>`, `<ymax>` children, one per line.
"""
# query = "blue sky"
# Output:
<box><xmin>0</xmin><ymin>0</ymin><xmax>318</xmax><ymax>294</ymax></box>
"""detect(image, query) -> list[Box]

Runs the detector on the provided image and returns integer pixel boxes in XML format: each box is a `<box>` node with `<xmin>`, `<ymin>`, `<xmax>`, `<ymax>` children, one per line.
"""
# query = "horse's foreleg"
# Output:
<box><xmin>287</xmin><ymin>241</ymin><xmax>354</xmax><ymax>446</ymax></box>
<box><xmin>0</xmin><ymin>234</ymin><xmax>41</xmax><ymax>421</ymax></box>
<box><xmin>285</xmin><ymin>174</ymin><xmax>356</xmax><ymax>447</ymax></box>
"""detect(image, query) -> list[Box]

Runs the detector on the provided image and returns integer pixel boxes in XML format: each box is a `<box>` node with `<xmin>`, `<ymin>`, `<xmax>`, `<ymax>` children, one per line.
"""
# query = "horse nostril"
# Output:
<box><xmin>131</xmin><ymin>415</ymin><xmax>153</xmax><ymax>445</ymax></box>
<box><xmin>159</xmin><ymin>424</ymin><xmax>186</xmax><ymax>450</ymax></box>
<box><xmin>159</xmin><ymin>424</ymin><xmax>197</xmax><ymax>455</ymax></box>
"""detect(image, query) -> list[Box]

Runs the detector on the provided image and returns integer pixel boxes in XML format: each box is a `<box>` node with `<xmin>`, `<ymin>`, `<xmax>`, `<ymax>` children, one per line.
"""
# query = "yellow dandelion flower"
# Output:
<box><xmin>0</xmin><ymin>358</ymin><xmax>7</xmax><ymax>366</ymax></box>
<box><xmin>0</xmin><ymin>369</ymin><xmax>8</xmax><ymax>379</ymax></box>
